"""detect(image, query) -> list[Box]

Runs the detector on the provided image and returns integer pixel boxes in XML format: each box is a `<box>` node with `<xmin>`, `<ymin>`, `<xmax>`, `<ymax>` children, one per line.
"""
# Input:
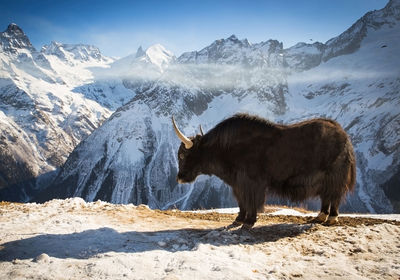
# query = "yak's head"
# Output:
<box><xmin>172</xmin><ymin>116</ymin><xmax>204</xmax><ymax>184</ymax></box>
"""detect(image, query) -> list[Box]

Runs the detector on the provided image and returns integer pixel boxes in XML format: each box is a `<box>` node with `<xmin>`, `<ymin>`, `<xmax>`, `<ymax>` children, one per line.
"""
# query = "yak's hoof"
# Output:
<box><xmin>310</xmin><ymin>212</ymin><xmax>328</xmax><ymax>223</ymax></box>
<box><xmin>241</xmin><ymin>222</ymin><xmax>254</xmax><ymax>230</ymax></box>
<box><xmin>232</xmin><ymin>219</ymin><xmax>244</xmax><ymax>226</ymax></box>
<box><xmin>324</xmin><ymin>216</ymin><xmax>338</xmax><ymax>226</ymax></box>
<box><xmin>225</xmin><ymin>220</ymin><xmax>243</xmax><ymax>230</ymax></box>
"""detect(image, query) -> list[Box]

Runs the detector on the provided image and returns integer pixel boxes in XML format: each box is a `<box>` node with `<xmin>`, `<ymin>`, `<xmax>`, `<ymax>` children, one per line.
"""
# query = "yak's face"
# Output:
<box><xmin>176</xmin><ymin>136</ymin><xmax>203</xmax><ymax>184</ymax></box>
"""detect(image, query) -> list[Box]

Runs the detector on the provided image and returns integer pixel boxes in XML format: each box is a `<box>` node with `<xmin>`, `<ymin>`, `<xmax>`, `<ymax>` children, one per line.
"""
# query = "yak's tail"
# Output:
<box><xmin>346</xmin><ymin>142</ymin><xmax>357</xmax><ymax>193</ymax></box>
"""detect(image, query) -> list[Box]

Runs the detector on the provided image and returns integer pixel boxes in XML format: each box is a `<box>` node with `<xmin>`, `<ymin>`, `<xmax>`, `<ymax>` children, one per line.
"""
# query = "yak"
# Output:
<box><xmin>172</xmin><ymin>113</ymin><xmax>356</xmax><ymax>228</ymax></box>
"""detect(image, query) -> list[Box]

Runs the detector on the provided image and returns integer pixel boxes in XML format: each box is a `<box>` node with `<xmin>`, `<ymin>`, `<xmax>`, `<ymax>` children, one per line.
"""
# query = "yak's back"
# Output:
<box><xmin>202</xmin><ymin>113</ymin><xmax>280</xmax><ymax>149</ymax></box>
<box><xmin>277</xmin><ymin>118</ymin><xmax>350</xmax><ymax>167</ymax></box>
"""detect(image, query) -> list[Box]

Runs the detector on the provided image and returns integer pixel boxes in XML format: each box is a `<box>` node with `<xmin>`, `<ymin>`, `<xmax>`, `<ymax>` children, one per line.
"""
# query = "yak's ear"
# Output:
<box><xmin>199</xmin><ymin>125</ymin><xmax>204</xmax><ymax>136</ymax></box>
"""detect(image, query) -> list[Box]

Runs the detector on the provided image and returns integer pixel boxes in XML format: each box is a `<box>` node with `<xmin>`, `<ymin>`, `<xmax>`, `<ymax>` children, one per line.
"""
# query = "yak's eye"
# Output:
<box><xmin>179</xmin><ymin>154</ymin><xmax>185</xmax><ymax>160</ymax></box>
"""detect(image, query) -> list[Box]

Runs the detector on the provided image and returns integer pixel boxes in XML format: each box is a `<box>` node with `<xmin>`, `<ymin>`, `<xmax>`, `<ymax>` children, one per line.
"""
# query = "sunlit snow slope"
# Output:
<box><xmin>0</xmin><ymin>24</ymin><xmax>173</xmax><ymax>201</ymax></box>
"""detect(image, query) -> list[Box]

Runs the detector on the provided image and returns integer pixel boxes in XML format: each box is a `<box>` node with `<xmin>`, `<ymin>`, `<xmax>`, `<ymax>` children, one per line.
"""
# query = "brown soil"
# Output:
<box><xmin>159</xmin><ymin>209</ymin><xmax>400</xmax><ymax>227</ymax></box>
<box><xmin>2</xmin><ymin>201</ymin><xmax>399</xmax><ymax>229</ymax></box>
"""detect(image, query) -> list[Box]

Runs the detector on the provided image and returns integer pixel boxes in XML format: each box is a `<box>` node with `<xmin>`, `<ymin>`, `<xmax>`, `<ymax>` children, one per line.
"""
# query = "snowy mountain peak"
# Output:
<box><xmin>226</xmin><ymin>34</ymin><xmax>251</xmax><ymax>47</ymax></box>
<box><xmin>178</xmin><ymin>35</ymin><xmax>282</xmax><ymax>67</ymax></box>
<box><xmin>254</xmin><ymin>39</ymin><xmax>283</xmax><ymax>52</ymax></box>
<box><xmin>5</xmin><ymin>23</ymin><xmax>24</xmax><ymax>36</ymax></box>
<box><xmin>322</xmin><ymin>0</ymin><xmax>400</xmax><ymax>62</ymax></box>
<box><xmin>0</xmin><ymin>23</ymin><xmax>35</xmax><ymax>53</ymax></box>
<box><xmin>214</xmin><ymin>34</ymin><xmax>251</xmax><ymax>49</ymax></box>
<box><xmin>227</xmin><ymin>34</ymin><xmax>239</xmax><ymax>41</ymax></box>
<box><xmin>135</xmin><ymin>44</ymin><xmax>175</xmax><ymax>72</ymax></box>
<box><xmin>106</xmin><ymin>44</ymin><xmax>175</xmax><ymax>82</ymax></box>
<box><xmin>144</xmin><ymin>44</ymin><xmax>174</xmax><ymax>59</ymax></box>
<box><xmin>41</xmin><ymin>41</ymin><xmax>111</xmax><ymax>64</ymax></box>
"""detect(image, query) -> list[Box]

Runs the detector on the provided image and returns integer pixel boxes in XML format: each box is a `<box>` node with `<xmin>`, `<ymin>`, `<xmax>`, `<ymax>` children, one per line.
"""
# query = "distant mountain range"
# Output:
<box><xmin>1</xmin><ymin>0</ymin><xmax>399</xmax><ymax>213</ymax></box>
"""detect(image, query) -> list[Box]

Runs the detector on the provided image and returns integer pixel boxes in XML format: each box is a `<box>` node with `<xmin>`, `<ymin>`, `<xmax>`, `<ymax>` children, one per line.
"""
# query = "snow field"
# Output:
<box><xmin>1</xmin><ymin>198</ymin><xmax>399</xmax><ymax>279</ymax></box>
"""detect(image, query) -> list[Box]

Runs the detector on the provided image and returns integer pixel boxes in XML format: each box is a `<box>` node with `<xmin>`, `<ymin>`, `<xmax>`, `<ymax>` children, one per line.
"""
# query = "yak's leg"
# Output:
<box><xmin>230</xmin><ymin>188</ymin><xmax>246</xmax><ymax>226</ymax></box>
<box><xmin>232</xmin><ymin>203</ymin><xmax>246</xmax><ymax>226</ymax></box>
<box><xmin>242</xmin><ymin>207</ymin><xmax>257</xmax><ymax>229</ymax></box>
<box><xmin>241</xmin><ymin>194</ymin><xmax>260</xmax><ymax>229</ymax></box>
<box><xmin>325</xmin><ymin>197</ymin><xmax>341</xmax><ymax>225</ymax></box>
<box><xmin>311</xmin><ymin>197</ymin><xmax>330</xmax><ymax>223</ymax></box>
<box><xmin>235</xmin><ymin>181</ymin><xmax>265</xmax><ymax>229</ymax></box>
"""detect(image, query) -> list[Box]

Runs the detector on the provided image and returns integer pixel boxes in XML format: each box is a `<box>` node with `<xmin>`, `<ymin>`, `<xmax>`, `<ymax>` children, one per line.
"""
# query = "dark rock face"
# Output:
<box><xmin>0</xmin><ymin>149</ymin><xmax>34</xmax><ymax>190</ymax></box>
<box><xmin>135</xmin><ymin>46</ymin><xmax>145</xmax><ymax>58</ymax></box>
<box><xmin>381</xmin><ymin>168</ymin><xmax>400</xmax><ymax>212</ymax></box>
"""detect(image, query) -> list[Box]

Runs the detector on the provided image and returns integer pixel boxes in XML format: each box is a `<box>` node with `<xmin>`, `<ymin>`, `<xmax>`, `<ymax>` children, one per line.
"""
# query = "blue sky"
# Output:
<box><xmin>1</xmin><ymin>0</ymin><xmax>388</xmax><ymax>58</ymax></box>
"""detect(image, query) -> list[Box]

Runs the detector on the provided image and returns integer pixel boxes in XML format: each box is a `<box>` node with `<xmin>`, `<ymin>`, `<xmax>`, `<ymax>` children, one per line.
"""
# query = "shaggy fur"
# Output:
<box><xmin>175</xmin><ymin>113</ymin><xmax>356</xmax><ymax>227</ymax></box>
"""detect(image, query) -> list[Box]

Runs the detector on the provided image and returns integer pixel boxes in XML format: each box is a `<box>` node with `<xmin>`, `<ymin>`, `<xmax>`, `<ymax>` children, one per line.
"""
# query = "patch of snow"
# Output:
<box><xmin>190</xmin><ymin>207</ymin><xmax>239</xmax><ymax>214</ymax></box>
<box><xmin>269</xmin><ymin>208</ymin><xmax>305</xmax><ymax>216</ymax></box>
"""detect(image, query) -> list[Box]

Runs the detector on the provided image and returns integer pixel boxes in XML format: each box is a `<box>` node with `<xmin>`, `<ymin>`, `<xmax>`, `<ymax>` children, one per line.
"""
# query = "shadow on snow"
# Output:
<box><xmin>0</xmin><ymin>223</ymin><xmax>313</xmax><ymax>261</ymax></box>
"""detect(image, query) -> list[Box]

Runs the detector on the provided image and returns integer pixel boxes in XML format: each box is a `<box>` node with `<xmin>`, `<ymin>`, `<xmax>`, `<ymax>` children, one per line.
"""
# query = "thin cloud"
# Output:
<box><xmin>289</xmin><ymin>68</ymin><xmax>394</xmax><ymax>85</ymax></box>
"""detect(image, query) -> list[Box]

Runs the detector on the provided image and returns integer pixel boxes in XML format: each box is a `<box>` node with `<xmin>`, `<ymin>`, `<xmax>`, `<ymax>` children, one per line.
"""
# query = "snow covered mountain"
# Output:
<box><xmin>0</xmin><ymin>23</ymin><xmax>114</xmax><ymax>201</ymax></box>
<box><xmin>0</xmin><ymin>25</ymin><xmax>175</xmax><ymax>201</ymax></box>
<box><xmin>39</xmin><ymin>0</ymin><xmax>400</xmax><ymax>213</ymax></box>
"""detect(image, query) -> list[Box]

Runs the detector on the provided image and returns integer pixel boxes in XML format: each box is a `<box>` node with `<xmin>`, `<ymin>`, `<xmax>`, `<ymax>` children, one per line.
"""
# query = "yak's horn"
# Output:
<box><xmin>199</xmin><ymin>125</ymin><xmax>204</xmax><ymax>136</ymax></box>
<box><xmin>172</xmin><ymin>116</ymin><xmax>193</xmax><ymax>149</ymax></box>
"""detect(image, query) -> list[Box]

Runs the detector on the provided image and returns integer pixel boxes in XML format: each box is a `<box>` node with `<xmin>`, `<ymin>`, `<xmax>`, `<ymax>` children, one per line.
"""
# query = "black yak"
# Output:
<box><xmin>172</xmin><ymin>113</ymin><xmax>356</xmax><ymax>227</ymax></box>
